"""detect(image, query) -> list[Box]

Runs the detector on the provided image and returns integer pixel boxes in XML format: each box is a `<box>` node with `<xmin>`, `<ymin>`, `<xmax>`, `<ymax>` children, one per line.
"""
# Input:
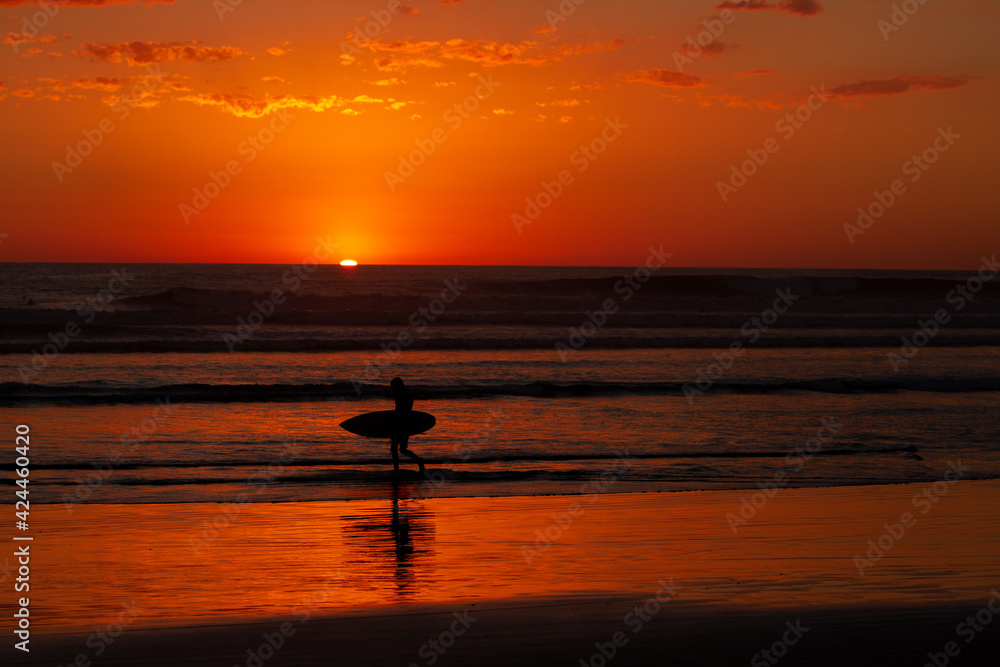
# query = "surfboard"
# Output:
<box><xmin>339</xmin><ymin>410</ymin><xmax>436</xmax><ymax>439</ymax></box>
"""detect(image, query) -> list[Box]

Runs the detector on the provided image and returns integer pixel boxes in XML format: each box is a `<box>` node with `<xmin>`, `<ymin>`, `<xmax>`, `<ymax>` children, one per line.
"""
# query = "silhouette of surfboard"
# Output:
<box><xmin>340</xmin><ymin>410</ymin><xmax>436</xmax><ymax>438</ymax></box>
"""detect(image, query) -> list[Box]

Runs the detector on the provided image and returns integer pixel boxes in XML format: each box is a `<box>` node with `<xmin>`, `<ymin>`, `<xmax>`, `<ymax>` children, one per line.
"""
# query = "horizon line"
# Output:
<box><xmin>0</xmin><ymin>261</ymin><xmax>987</xmax><ymax>273</ymax></box>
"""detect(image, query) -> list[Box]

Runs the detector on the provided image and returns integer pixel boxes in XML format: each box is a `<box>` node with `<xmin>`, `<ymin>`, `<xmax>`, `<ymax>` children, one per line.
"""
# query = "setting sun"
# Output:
<box><xmin>340</xmin><ymin>259</ymin><xmax>358</xmax><ymax>266</ymax></box>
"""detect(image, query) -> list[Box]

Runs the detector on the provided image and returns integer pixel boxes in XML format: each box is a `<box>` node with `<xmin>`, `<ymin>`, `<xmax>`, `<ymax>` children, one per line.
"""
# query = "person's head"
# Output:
<box><xmin>390</xmin><ymin>377</ymin><xmax>405</xmax><ymax>392</ymax></box>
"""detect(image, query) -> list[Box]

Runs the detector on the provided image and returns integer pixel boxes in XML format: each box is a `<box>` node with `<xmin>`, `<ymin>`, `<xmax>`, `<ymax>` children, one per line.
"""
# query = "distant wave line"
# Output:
<box><xmin>3</xmin><ymin>378</ymin><xmax>1000</xmax><ymax>405</ymax></box>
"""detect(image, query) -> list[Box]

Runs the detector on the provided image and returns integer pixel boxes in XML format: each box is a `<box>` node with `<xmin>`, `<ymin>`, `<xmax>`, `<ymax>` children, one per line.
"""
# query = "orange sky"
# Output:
<box><xmin>1</xmin><ymin>0</ymin><xmax>997</xmax><ymax>268</ymax></box>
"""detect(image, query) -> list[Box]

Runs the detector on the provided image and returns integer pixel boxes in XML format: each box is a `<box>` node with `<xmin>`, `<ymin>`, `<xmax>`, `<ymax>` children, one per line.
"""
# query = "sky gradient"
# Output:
<box><xmin>1</xmin><ymin>0</ymin><xmax>997</xmax><ymax>268</ymax></box>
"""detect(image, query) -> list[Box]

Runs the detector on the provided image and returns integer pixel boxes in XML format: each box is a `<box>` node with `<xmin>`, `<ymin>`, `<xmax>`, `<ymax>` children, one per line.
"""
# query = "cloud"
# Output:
<box><xmin>261</xmin><ymin>76</ymin><xmax>286</xmax><ymax>84</ymax></box>
<box><xmin>620</xmin><ymin>69</ymin><xmax>707</xmax><ymax>88</ymax></box>
<box><xmin>537</xmin><ymin>99</ymin><xmax>581</xmax><ymax>107</ymax></box>
<box><xmin>694</xmin><ymin>92</ymin><xmax>785</xmax><ymax>109</ymax></box>
<box><xmin>351</xmin><ymin>94</ymin><xmax>385</xmax><ymax>104</ymax></box>
<box><xmin>73</xmin><ymin>40</ymin><xmax>246</xmax><ymax>66</ymax></box>
<box><xmin>176</xmin><ymin>92</ymin><xmax>400</xmax><ymax>118</ymax></box>
<box><xmin>38</xmin><ymin>76</ymin><xmax>66</xmax><ymax>90</ymax></box>
<box><xmin>492</xmin><ymin>108</ymin><xmax>514</xmax><ymax>115</ymax></box>
<box><xmin>73</xmin><ymin>76</ymin><xmax>121</xmax><ymax>91</ymax></box>
<box><xmin>439</xmin><ymin>0</ymin><xmax>465</xmax><ymax>5</ymax></box>
<box><xmin>359</xmin><ymin>36</ymin><xmax>626</xmax><ymax>71</ymax></box>
<box><xmin>177</xmin><ymin>93</ymin><xmax>343</xmax><ymax>118</ymax></box>
<box><xmin>534</xmin><ymin>114</ymin><xmax>573</xmax><ymax>123</ymax></box>
<box><xmin>683</xmin><ymin>41</ymin><xmax>726</xmax><ymax>57</ymax></box>
<box><xmin>11</xmin><ymin>88</ymin><xmax>35</xmax><ymax>97</ymax></box>
<box><xmin>829</xmin><ymin>75</ymin><xmax>971</xmax><ymax>98</ymax></box>
<box><xmin>440</xmin><ymin>38</ymin><xmax>545</xmax><ymax>66</ymax></box>
<box><xmin>368</xmin><ymin>38</ymin><xmax>543</xmax><ymax>70</ymax></box>
<box><xmin>267</xmin><ymin>47</ymin><xmax>288</xmax><ymax>57</ymax></box>
<box><xmin>714</xmin><ymin>0</ymin><xmax>822</xmax><ymax>16</ymax></box>
<box><xmin>378</xmin><ymin>38</ymin><xmax>537</xmax><ymax>69</ymax></box>
<box><xmin>3</xmin><ymin>33</ymin><xmax>57</xmax><ymax>46</ymax></box>
<box><xmin>399</xmin><ymin>4</ymin><xmax>419</xmax><ymax>14</ymax></box>
<box><xmin>556</xmin><ymin>37</ymin><xmax>627</xmax><ymax>57</ymax></box>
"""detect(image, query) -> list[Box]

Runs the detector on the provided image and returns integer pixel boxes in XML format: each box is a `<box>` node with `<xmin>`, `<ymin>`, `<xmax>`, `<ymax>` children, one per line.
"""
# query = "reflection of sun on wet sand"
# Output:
<box><xmin>23</xmin><ymin>481</ymin><xmax>1000</xmax><ymax>665</ymax></box>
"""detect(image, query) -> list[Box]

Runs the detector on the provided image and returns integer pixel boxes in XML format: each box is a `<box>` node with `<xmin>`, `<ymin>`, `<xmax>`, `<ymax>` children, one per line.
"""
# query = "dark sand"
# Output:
<box><xmin>17</xmin><ymin>597</ymin><xmax>1000</xmax><ymax>666</ymax></box>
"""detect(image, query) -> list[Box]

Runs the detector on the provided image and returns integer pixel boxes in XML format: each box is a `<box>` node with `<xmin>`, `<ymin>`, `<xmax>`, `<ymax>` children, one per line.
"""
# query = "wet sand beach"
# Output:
<box><xmin>16</xmin><ymin>480</ymin><xmax>1000</xmax><ymax>665</ymax></box>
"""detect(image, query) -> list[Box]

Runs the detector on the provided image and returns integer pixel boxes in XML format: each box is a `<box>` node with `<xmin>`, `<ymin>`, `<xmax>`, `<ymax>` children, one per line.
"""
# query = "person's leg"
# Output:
<box><xmin>390</xmin><ymin>439</ymin><xmax>400</xmax><ymax>471</ymax></box>
<box><xmin>399</xmin><ymin>437</ymin><xmax>425</xmax><ymax>471</ymax></box>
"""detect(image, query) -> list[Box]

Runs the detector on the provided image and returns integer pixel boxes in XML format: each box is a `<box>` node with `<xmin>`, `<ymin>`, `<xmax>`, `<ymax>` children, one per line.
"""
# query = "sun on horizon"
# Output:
<box><xmin>340</xmin><ymin>259</ymin><xmax>358</xmax><ymax>267</ymax></box>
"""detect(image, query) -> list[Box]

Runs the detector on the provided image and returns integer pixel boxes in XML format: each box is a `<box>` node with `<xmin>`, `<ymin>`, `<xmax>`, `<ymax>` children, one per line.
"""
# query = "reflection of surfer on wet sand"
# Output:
<box><xmin>340</xmin><ymin>481</ymin><xmax>435</xmax><ymax>597</ymax></box>
<box><xmin>390</xmin><ymin>377</ymin><xmax>425</xmax><ymax>473</ymax></box>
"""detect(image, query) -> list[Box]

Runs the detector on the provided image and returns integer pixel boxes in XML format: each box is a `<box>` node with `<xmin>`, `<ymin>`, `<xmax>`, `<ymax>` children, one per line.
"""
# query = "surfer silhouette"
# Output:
<box><xmin>390</xmin><ymin>377</ymin><xmax>425</xmax><ymax>473</ymax></box>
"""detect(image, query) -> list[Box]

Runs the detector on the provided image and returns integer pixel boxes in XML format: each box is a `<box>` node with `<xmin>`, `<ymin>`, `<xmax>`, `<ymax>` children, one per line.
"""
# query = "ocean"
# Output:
<box><xmin>2</xmin><ymin>263</ymin><xmax>999</xmax><ymax>506</ymax></box>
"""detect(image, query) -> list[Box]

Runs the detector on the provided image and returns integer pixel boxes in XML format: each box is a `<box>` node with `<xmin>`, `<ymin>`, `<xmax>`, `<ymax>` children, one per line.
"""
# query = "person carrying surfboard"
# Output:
<box><xmin>390</xmin><ymin>377</ymin><xmax>425</xmax><ymax>473</ymax></box>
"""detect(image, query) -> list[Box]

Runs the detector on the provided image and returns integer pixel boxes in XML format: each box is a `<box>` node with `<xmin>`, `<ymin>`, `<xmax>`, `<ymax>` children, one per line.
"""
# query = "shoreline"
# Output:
<box><xmin>31</xmin><ymin>474</ymin><xmax>1000</xmax><ymax>507</ymax></box>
